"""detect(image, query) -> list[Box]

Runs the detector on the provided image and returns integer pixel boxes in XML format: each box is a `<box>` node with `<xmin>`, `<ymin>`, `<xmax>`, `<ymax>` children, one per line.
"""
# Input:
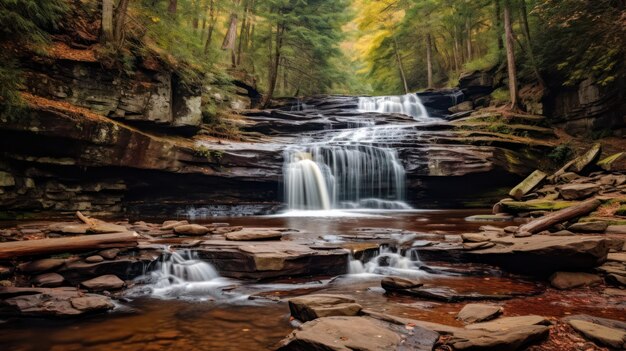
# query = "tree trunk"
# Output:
<box><xmin>113</xmin><ymin>0</ymin><xmax>130</xmax><ymax>45</ymax></box>
<box><xmin>504</xmin><ymin>0</ymin><xmax>519</xmax><ymax>109</ymax></box>
<box><xmin>426</xmin><ymin>33</ymin><xmax>434</xmax><ymax>88</ymax></box>
<box><xmin>0</xmin><ymin>232</ymin><xmax>138</xmax><ymax>260</ymax></box>
<box><xmin>203</xmin><ymin>0</ymin><xmax>217</xmax><ymax>55</ymax></box>
<box><xmin>168</xmin><ymin>0</ymin><xmax>177</xmax><ymax>15</ymax></box>
<box><xmin>465</xmin><ymin>17</ymin><xmax>472</xmax><ymax>61</ymax></box>
<box><xmin>392</xmin><ymin>36</ymin><xmax>409</xmax><ymax>94</ymax></box>
<box><xmin>495</xmin><ymin>0</ymin><xmax>503</xmax><ymax>51</ymax></box>
<box><xmin>518</xmin><ymin>199</ymin><xmax>601</xmax><ymax>234</ymax></box>
<box><xmin>453</xmin><ymin>27</ymin><xmax>461</xmax><ymax>69</ymax></box>
<box><xmin>519</xmin><ymin>0</ymin><xmax>546</xmax><ymax>88</ymax></box>
<box><xmin>101</xmin><ymin>0</ymin><xmax>114</xmax><ymax>42</ymax></box>
<box><xmin>264</xmin><ymin>22</ymin><xmax>284</xmax><ymax>108</ymax></box>
<box><xmin>236</xmin><ymin>0</ymin><xmax>249</xmax><ymax>66</ymax></box>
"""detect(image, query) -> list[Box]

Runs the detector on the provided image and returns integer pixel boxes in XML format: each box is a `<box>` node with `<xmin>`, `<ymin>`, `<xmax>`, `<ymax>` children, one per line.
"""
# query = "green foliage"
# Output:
<box><xmin>548</xmin><ymin>143</ymin><xmax>573</xmax><ymax>165</ymax></box>
<box><xmin>490</xmin><ymin>87</ymin><xmax>510</xmax><ymax>103</ymax></box>
<box><xmin>0</xmin><ymin>0</ymin><xmax>67</xmax><ymax>112</ymax></box>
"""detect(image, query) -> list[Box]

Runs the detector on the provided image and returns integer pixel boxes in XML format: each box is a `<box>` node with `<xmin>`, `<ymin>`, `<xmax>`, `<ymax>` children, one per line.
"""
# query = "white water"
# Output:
<box><xmin>285</xmin><ymin>153</ymin><xmax>332</xmax><ymax>210</ymax></box>
<box><xmin>137</xmin><ymin>250</ymin><xmax>237</xmax><ymax>300</ymax></box>
<box><xmin>358</xmin><ymin>93</ymin><xmax>430</xmax><ymax>121</ymax></box>
<box><xmin>348</xmin><ymin>246</ymin><xmax>427</xmax><ymax>279</ymax></box>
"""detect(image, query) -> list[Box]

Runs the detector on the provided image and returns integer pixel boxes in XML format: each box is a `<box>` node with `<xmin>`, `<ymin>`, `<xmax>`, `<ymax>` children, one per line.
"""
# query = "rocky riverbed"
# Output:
<box><xmin>1</xmin><ymin>145</ymin><xmax>625</xmax><ymax>351</ymax></box>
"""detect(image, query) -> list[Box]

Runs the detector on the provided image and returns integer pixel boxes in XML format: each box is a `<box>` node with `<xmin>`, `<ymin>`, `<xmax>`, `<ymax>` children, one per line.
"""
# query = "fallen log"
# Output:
<box><xmin>518</xmin><ymin>198</ymin><xmax>602</xmax><ymax>234</ymax></box>
<box><xmin>0</xmin><ymin>232</ymin><xmax>138</xmax><ymax>260</ymax></box>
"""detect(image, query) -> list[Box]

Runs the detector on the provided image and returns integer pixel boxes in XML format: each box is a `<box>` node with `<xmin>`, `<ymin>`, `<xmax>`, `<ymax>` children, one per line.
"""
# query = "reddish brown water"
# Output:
<box><xmin>1</xmin><ymin>210</ymin><xmax>624</xmax><ymax>351</ymax></box>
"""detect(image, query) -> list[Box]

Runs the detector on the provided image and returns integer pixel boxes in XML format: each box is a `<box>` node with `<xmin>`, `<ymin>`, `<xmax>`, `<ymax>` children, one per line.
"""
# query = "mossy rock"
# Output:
<box><xmin>597</xmin><ymin>152</ymin><xmax>626</xmax><ymax>172</ymax></box>
<box><xmin>578</xmin><ymin>216</ymin><xmax>626</xmax><ymax>226</ymax></box>
<box><xmin>616</xmin><ymin>205</ymin><xmax>626</xmax><ymax>216</ymax></box>
<box><xmin>500</xmin><ymin>199</ymin><xmax>578</xmax><ymax>212</ymax></box>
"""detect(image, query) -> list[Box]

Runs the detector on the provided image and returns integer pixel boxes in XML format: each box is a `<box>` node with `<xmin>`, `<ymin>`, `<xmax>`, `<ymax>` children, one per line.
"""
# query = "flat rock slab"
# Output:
<box><xmin>457</xmin><ymin>303</ymin><xmax>503</xmax><ymax>324</ymax></box>
<box><xmin>559</xmin><ymin>183</ymin><xmax>601</xmax><ymax>200</ymax></box>
<box><xmin>32</xmin><ymin>272</ymin><xmax>65</xmax><ymax>287</ymax></box>
<box><xmin>0</xmin><ymin>287</ymin><xmax>114</xmax><ymax>317</ymax></box>
<box><xmin>568</xmin><ymin>319</ymin><xmax>626</xmax><ymax>349</ymax></box>
<box><xmin>465</xmin><ymin>315</ymin><xmax>551</xmax><ymax>331</ymax></box>
<box><xmin>385</xmin><ymin>286</ymin><xmax>533</xmax><ymax>302</ymax></box>
<box><xmin>449</xmin><ymin>325</ymin><xmax>549</xmax><ymax>350</ymax></box>
<box><xmin>17</xmin><ymin>258</ymin><xmax>66</xmax><ymax>273</ymax></box>
<box><xmin>225</xmin><ymin>228</ymin><xmax>283</xmax><ymax>241</ymax></box>
<box><xmin>276</xmin><ymin>316</ymin><xmax>439</xmax><ymax>351</ymax></box>
<box><xmin>174</xmin><ymin>224</ymin><xmax>211</xmax><ymax>236</ymax></box>
<box><xmin>568</xmin><ymin>221</ymin><xmax>609</xmax><ymax>233</ymax></box>
<box><xmin>418</xmin><ymin>236</ymin><xmax>611</xmax><ymax>276</ymax></box>
<box><xmin>550</xmin><ymin>271</ymin><xmax>602</xmax><ymax>290</ymax></box>
<box><xmin>288</xmin><ymin>294</ymin><xmax>362</xmax><ymax>322</ymax></box>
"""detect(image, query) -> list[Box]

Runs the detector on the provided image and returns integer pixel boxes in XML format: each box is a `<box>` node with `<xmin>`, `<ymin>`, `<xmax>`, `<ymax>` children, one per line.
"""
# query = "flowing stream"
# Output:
<box><xmin>283</xmin><ymin>93</ymin><xmax>432</xmax><ymax>211</ymax></box>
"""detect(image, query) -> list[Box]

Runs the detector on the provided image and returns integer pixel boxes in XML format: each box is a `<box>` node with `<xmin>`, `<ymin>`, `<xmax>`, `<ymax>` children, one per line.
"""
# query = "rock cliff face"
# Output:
<box><xmin>0</xmin><ymin>40</ymin><xmax>559</xmax><ymax>218</ymax></box>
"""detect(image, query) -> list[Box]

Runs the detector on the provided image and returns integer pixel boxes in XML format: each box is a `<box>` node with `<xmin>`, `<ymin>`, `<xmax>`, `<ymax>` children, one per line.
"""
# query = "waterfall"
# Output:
<box><xmin>347</xmin><ymin>246</ymin><xmax>426</xmax><ymax>278</ymax></box>
<box><xmin>137</xmin><ymin>249</ymin><xmax>235</xmax><ymax>300</ymax></box>
<box><xmin>284</xmin><ymin>153</ymin><xmax>332</xmax><ymax>210</ymax></box>
<box><xmin>358</xmin><ymin>93</ymin><xmax>430</xmax><ymax>121</ymax></box>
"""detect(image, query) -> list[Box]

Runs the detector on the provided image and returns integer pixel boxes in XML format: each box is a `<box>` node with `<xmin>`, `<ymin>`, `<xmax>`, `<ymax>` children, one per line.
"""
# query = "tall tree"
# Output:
<box><xmin>113</xmin><ymin>0</ymin><xmax>130</xmax><ymax>44</ymax></box>
<box><xmin>503</xmin><ymin>0</ymin><xmax>519</xmax><ymax>109</ymax></box>
<box><xmin>101</xmin><ymin>0</ymin><xmax>114</xmax><ymax>42</ymax></box>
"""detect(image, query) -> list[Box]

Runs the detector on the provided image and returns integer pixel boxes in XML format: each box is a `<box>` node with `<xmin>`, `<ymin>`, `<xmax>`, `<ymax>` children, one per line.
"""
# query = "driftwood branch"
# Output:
<box><xmin>0</xmin><ymin>232</ymin><xmax>138</xmax><ymax>260</ymax></box>
<box><xmin>518</xmin><ymin>198</ymin><xmax>601</xmax><ymax>234</ymax></box>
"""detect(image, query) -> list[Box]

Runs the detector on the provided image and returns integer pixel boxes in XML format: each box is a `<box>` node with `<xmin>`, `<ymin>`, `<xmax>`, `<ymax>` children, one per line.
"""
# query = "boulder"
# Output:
<box><xmin>173</xmin><ymin>224</ymin><xmax>211</xmax><ymax>236</ymax></box>
<box><xmin>17</xmin><ymin>259</ymin><xmax>66</xmax><ymax>274</ymax></box>
<box><xmin>568</xmin><ymin>221</ymin><xmax>609</xmax><ymax>233</ymax></box>
<box><xmin>276</xmin><ymin>316</ymin><xmax>439</xmax><ymax>351</ymax></box>
<box><xmin>568</xmin><ymin>319</ymin><xmax>626</xmax><ymax>349</ymax></box>
<box><xmin>288</xmin><ymin>294</ymin><xmax>362</xmax><ymax>322</ymax></box>
<box><xmin>448</xmin><ymin>101</ymin><xmax>474</xmax><ymax>114</ymax></box>
<box><xmin>381</xmin><ymin>276</ymin><xmax>423</xmax><ymax>291</ymax></box>
<box><xmin>597</xmin><ymin>152</ymin><xmax>626</xmax><ymax>172</ymax></box>
<box><xmin>549</xmin><ymin>271</ymin><xmax>602</xmax><ymax>290</ymax></box>
<box><xmin>225</xmin><ymin>228</ymin><xmax>283</xmax><ymax>241</ymax></box>
<box><xmin>449</xmin><ymin>325</ymin><xmax>549</xmax><ymax>350</ymax></box>
<box><xmin>70</xmin><ymin>296</ymin><xmax>115</xmax><ymax>312</ymax></box>
<box><xmin>80</xmin><ymin>274</ymin><xmax>125</xmax><ymax>291</ymax></box>
<box><xmin>558</xmin><ymin>183</ymin><xmax>600</xmax><ymax>200</ymax></box>
<box><xmin>509</xmin><ymin>170</ymin><xmax>547</xmax><ymax>200</ymax></box>
<box><xmin>32</xmin><ymin>272</ymin><xmax>65</xmax><ymax>287</ymax></box>
<box><xmin>456</xmin><ymin>303</ymin><xmax>503</xmax><ymax>324</ymax></box>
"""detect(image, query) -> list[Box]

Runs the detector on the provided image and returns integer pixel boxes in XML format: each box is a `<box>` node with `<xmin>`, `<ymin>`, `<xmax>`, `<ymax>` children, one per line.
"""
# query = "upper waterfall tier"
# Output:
<box><xmin>358</xmin><ymin>93</ymin><xmax>430</xmax><ymax>121</ymax></box>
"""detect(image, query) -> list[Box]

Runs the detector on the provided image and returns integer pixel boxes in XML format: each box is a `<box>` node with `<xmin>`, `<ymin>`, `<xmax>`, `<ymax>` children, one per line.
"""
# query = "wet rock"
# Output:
<box><xmin>381</xmin><ymin>276</ymin><xmax>423</xmax><ymax>291</ymax></box>
<box><xmin>70</xmin><ymin>296</ymin><xmax>115</xmax><ymax>312</ymax></box>
<box><xmin>173</xmin><ymin>224</ymin><xmax>211</xmax><ymax>236</ymax></box>
<box><xmin>276</xmin><ymin>316</ymin><xmax>439</xmax><ymax>351</ymax></box>
<box><xmin>225</xmin><ymin>228</ymin><xmax>283</xmax><ymax>241</ymax></box>
<box><xmin>85</xmin><ymin>255</ymin><xmax>104</xmax><ymax>263</ymax></box>
<box><xmin>388</xmin><ymin>286</ymin><xmax>528</xmax><ymax>302</ymax></box>
<box><xmin>456</xmin><ymin>303</ymin><xmax>503</xmax><ymax>324</ymax></box>
<box><xmin>80</xmin><ymin>274</ymin><xmax>125</xmax><ymax>291</ymax></box>
<box><xmin>58</xmin><ymin>258</ymin><xmax>149</xmax><ymax>284</ymax></box>
<box><xmin>449</xmin><ymin>325</ymin><xmax>549</xmax><ymax>350</ymax></box>
<box><xmin>161</xmin><ymin>220</ymin><xmax>189</xmax><ymax>230</ymax></box>
<box><xmin>0</xmin><ymin>287</ymin><xmax>114</xmax><ymax>317</ymax></box>
<box><xmin>559</xmin><ymin>183</ymin><xmax>601</xmax><ymax>200</ymax></box>
<box><xmin>465</xmin><ymin>315</ymin><xmax>551</xmax><ymax>331</ymax></box>
<box><xmin>568</xmin><ymin>221</ymin><xmax>609</xmax><ymax>233</ymax></box>
<box><xmin>99</xmin><ymin>248</ymin><xmax>120</xmax><ymax>260</ymax></box>
<box><xmin>32</xmin><ymin>272</ymin><xmax>65</xmax><ymax>287</ymax></box>
<box><xmin>568</xmin><ymin>319</ymin><xmax>626</xmax><ymax>349</ymax></box>
<box><xmin>288</xmin><ymin>294</ymin><xmax>362</xmax><ymax>322</ymax></box>
<box><xmin>419</xmin><ymin>236</ymin><xmax>611</xmax><ymax>276</ymax></box>
<box><xmin>17</xmin><ymin>259</ymin><xmax>66</xmax><ymax>274</ymax></box>
<box><xmin>549</xmin><ymin>271</ymin><xmax>602</xmax><ymax>290</ymax></box>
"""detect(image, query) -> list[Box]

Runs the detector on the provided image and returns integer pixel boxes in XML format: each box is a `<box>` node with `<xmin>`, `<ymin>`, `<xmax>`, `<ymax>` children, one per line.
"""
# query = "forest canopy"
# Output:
<box><xmin>0</xmin><ymin>0</ymin><xmax>624</xmax><ymax>106</ymax></box>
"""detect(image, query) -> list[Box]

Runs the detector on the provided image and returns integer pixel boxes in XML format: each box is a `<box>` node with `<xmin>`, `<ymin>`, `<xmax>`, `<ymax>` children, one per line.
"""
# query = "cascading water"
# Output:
<box><xmin>283</xmin><ymin>93</ymin><xmax>432</xmax><ymax>211</ymax></box>
<box><xmin>134</xmin><ymin>249</ymin><xmax>236</xmax><ymax>300</ymax></box>
<box><xmin>348</xmin><ymin>246</ymin><xmax>424</xmax><ymax>277</ymax></box>
<box><xmin>358</xmin><ymin>93</ymin><xmax>430</xmax><ymax>121</ymax></box>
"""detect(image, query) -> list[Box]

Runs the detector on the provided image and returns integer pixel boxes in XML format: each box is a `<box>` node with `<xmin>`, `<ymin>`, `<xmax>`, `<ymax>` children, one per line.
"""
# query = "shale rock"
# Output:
<box><xmin>456</xmin><ymin>303</ymin><xmax>503</xmax><ymax>324</ymax></box>
<box><xmin>17</xmin><ymin>259</ymin><xmax>66</xmax><ymax>274</ymax></box>
<box><xmin>549</xmin><ymin>271</ymin><xmax>602</xmax><ymax>290</ymax></box>
<box><xmin>161</xmin><ymin>220</ymin><xmax>189</xmax><ymax>230</ymax></box>
<box><xmin>288</xmin><ymin>294</ymin><xmax>362</xmax><ymax>322</ymax></box>
<box><xmin>276</xmin><ymin>316</ymin><xmax>439</xmax><ymax>351</ymax></box>
<box><xmin>174</xmin><ymin>224</ymin><xmax>211</xmax><ymax>236</ymax></box>
<box><xmin>0</xmin><ymin>287</ymin><xmax>114</xmax><ymax>317</ymax></box>
<box><xmin>559</xmin><ymin>183</ymin><xmax>601</xmax><ymax>200</ymax></box>
<box><xmin>80</xmin><ymin>274</ymin><xmax>125</xmax><ymax>291</ymax></box>
<box><xmin>568</xmin><ymin>319</ymin><xmax>626</xmax><ymax>349</ymax></box>
<box><xmin>225</xmin><ymin>228</ymin><xmax>283</xmax><ymax>241</ymax></box>
<box><xmin>568</xmin><ymin>221</ymin><xmax>609</xmax><ymax>233</ymax></box>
